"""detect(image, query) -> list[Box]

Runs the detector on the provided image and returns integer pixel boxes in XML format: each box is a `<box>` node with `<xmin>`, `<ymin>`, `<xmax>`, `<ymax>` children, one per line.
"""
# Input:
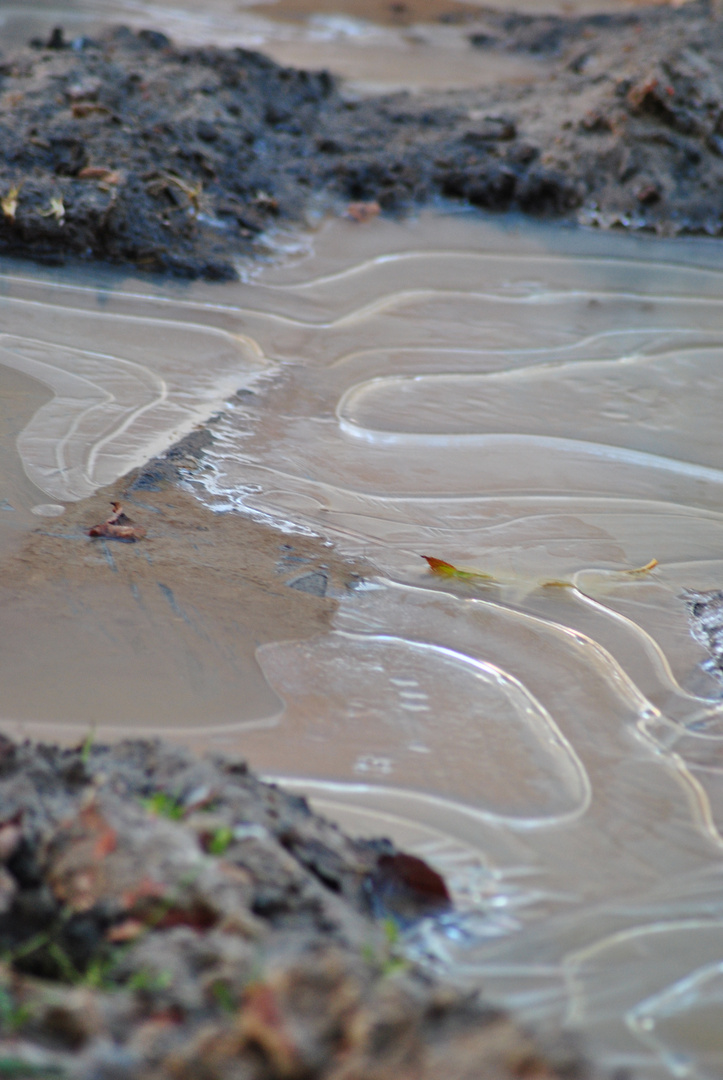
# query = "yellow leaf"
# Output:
<box><xmin>622</xmin><ymin>558</ymin><xmax>658</xmax><ymax>575</ymax></box>
<box><xmin>38</xmin><ymin>196</ymin><xmax>65</xmax><ymax>223</ymax></box>
<box><xmin>423</xmin><ymin>556</ymin><xmax>496</xmax><ymax>582</ymax></box>
<box><xmin>1</xmin><ymin>186</ymin><xmax>19</xmax><ymax>222</ymax></box>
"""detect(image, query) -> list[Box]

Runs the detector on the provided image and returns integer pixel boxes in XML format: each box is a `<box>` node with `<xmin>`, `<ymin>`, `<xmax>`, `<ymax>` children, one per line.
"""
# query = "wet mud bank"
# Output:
<box><xmin>0</xmin><ymin>734</ymin><xmax>587</xmax><ymax>1080</ymax></box>
<box><xmin>0</xmin><ymin>437</ymin><xmax>369</xmax><ymax>733</ymax></box>
<box><xmin>3</xmin><ymin>4</ymin><xmax>723</xmax><ymax>278</ymax></box>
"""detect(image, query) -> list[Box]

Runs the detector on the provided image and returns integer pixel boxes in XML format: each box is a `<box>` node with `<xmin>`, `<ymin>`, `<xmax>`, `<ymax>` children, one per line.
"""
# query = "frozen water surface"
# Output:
<box><xmin>5</xmin><ymin>1</ymin><xmax>723</xmax><ymax>1073</ymax></box>
<box><xmin>2</xmin><ymin>209</ymin><xmax>723</xmax><ymax>1075</ymax></box>
<box><xmin>176</xmin><ymin>213</ymin><xmax>723</xmax><ymax>1077</ymax></box>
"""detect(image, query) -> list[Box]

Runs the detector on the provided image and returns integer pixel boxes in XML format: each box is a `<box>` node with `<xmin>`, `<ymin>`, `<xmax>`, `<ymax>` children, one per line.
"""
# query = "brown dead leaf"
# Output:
<box><xmin>89</xmin><ymin>501</ymin><xmax>146</xmax><ymax>542</ymax></box>
<box><xmin>106</xmin><ymin>918</ymin><xmax>146</xmax><ymax>943</ymax></box>
<box><xmin>45</xmin><ymin>803</ymin><xmax>119</xmax><ymax>912</ymax></box>
<box><xmin>345</xmin><ymin>201</ymin><xmax>381</xmax><ymax>223</ymax></box>
<box><xmin>120</xmin><ymin>876</ymin><xmax>168</xmax><ymax>912</ymax></box>
<box><xmin>78</xmin><ymin>166</ymin><xmax>121</xmax><ymax>184</ymax></box>
<box><xmin>369</xmin><ymin>852</ymin><xmax>451</xmax><ymax>921</ymax></box>
<box><xmin>237</xmin><ymin>984</ymin><xmax>301</xmax><ymax>1076</ymax></box>
<box><xmin>71</xmin><ymin>102</ymin><xmax>112</xmax><ymax>118</ymax></box>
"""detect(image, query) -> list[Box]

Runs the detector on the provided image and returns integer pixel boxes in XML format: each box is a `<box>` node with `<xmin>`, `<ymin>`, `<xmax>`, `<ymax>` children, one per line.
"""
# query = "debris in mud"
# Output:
<box><xmin>3</xmin><ymin>7</ymin><xmax>723</xmax><ymax>277</ymax></box>
<box><xmin>88</xmin><ymin>501</ymin><xmax>147</xmax><ymax>542</ymax></box>
<box><xmin>682</xmin><ymin>588</ymin><xmax>723</xmax><ymax>686</ymax></box>
<box><xmin>345</xmin><ymin>200</ymin><xmax>382</xmax><ymax>223</ymax></box>
<box><xmin>0</xmin><ymin>736</ymin><xmax>589</xmax><ymax>1079</ymax></box>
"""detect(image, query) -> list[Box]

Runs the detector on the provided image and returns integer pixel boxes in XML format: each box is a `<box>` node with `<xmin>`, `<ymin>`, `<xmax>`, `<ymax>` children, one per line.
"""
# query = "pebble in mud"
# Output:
<box><xmin>286</xmin><ymin>570</ymin><xmax>329</xmax><ymax>596</ymax></box>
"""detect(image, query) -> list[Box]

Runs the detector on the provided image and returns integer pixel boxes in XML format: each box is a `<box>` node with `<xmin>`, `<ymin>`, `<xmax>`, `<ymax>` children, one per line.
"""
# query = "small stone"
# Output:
<box><xmin>286</xmin><ymin>571</ymin><xmax>328</xmax><ymax>597</ymax></box>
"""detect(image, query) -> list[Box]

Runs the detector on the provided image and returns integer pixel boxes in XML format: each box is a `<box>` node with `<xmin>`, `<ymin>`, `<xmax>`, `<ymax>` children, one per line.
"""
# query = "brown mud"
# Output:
<box><xmin>1</xmin><ymin>4</ymin><xmax>723</xmax><ymax>278</ymax></box>
<box><xmin>0</xmin><ymin>434</ymin><xmax>369</xmax><ymax>734</ymax></box>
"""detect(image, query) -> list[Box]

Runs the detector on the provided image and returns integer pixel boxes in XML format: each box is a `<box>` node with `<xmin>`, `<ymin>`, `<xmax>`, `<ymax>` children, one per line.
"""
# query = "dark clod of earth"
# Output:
<box><xmin>2</xmin><ymin>6</ymin><xmax>723</xmax><ymax>277</ymax></box>
<box><xmin>0</xmin><ymin>736</ymin><xmax>588</xmax><ymax>1079</ymax></box>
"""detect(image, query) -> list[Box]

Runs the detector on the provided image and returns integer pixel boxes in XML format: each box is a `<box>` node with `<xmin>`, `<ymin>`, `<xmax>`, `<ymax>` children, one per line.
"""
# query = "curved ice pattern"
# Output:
<box><xmin>0</xmin><ymin>291</ymin><xmax>265</xmax><ymax>501</ymax></box>
<box><xmin>560</xmin><ymin>922</ymin><xmax>723</xmax><ymax>1076</ymax></box>
<box><xmin>9</xmin><ymin>213</ymin><xmax>723</xmax><ymax>1076</ymax></box>
<box><xmin>181</xmin><ymin>218</ymin><xmax>723</xmax><ymax>1078</ymax></box>
<box><xmin>194</xmin><ymin>226</ymin><xmax>723</xmax><ymax>735</ymax></box>
<box><xmin>338</xmin><ymin>348</ymin><xmax>723</xmax><ymax>471</ymax></box>
<box><xmin>629</xmin><ymin>961</ymin><xmax>723</xmax><ymax>1079</ymax></box>
<box><xmin>253</xmin><ymin>631</ymin><xmax>590</xmax><ymax>825</ymax></box>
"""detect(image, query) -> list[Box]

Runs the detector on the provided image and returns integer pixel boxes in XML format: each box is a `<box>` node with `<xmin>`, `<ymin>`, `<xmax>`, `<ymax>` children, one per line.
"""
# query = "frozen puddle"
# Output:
<box><xmin>0</xmin><ymin>272</ymin><xmax>265</xmax><ymax>501</ymax></box>
<box><xmin>6</xmin><ymin>211</ymin><xmax>723</xmax><ymax>1076</ymax></box>
<box><xmin>191</xmin><ymin>212</ymin><xmax>723</xmax><ymax>1078</ymax></box>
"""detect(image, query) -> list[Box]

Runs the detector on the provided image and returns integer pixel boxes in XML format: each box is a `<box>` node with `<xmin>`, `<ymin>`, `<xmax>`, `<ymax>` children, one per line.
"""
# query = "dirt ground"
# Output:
<box><xmin>0</xmin><ymin>433</ymin><xmax>371</xmax><ymax>735</ymax></box>
<box><xmin>0</xmin><ymin>733</ymin><xmax>589</xmax><ymax>1080</ymax></box>
<box><xmin>0</xmin><ymin>4</ymin><xmax>723</xmax><ymax>277</ymax></box>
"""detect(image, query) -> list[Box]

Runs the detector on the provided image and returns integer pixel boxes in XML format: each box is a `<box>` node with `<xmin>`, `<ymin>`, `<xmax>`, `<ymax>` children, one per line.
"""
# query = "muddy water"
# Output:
<box><xmin>4</xmin><ymin>208</ymin><xmax>723</xmax><ymax>1076</ymax></box>
<box><xmin>0</xmin><ymin>0</ymin><xmax>582</xmax><ymax>94</ymax></box>
<box><xmin>4</xmin><ymin>4</ymin><xmax>723</xmax><ymax>1078</ymax></box>
<box><xmin>174</xmin><ymin>213</ymin><xmax>723</xmax><ymax>1077</ymax></box>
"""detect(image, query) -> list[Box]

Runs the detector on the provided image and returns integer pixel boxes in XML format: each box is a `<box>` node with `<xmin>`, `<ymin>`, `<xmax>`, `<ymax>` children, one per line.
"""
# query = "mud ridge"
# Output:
<box><xmin>1</xmin><ymin>7</ymin><xmax>723</xmax><ymax>277</ymax></box>
<box><xmin>0</xmin><ymin>734</ymin><xmax>588</xmax><ymax>1080</ymax></box>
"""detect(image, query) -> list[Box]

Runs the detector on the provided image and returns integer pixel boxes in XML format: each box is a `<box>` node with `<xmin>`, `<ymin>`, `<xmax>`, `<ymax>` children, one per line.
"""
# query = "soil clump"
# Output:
<box><xmin>1</xmin><ymin>6</ymin><xmax>723</xmax><ymax>278</ymax></box>
<box><xmin>0</xmin><ymin>734</ymin><xmax>588</xmax><ymax>1079</ymax></box>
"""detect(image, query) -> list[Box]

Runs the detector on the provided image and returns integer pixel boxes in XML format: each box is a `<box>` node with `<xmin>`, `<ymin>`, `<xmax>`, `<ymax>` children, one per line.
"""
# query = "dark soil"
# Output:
<box><xmin>2</xmin><ymin>6</ymin><xmax>723</xmax><ymax>278</ymax></box>
<box><xmin>0</xmin><ymin>735</ymin><xmax>587</xmax><ymax>1080</ymax></box>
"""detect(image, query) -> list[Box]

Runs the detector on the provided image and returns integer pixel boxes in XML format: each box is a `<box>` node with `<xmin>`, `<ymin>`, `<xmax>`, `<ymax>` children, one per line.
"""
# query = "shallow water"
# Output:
<box><xmin>5</xmin><ymin>2</ymin><xmax>723</xmax><ymax>1076</ymax></box>
<box><xmin>4</xmin><ymin>209</ymin><xmax>723</xmax><ymax>1075</ymax></box>
<box><xmin>177</xmin><ymin>213</ymin><xmax>723</xmax><ymax>1077</ymax></box>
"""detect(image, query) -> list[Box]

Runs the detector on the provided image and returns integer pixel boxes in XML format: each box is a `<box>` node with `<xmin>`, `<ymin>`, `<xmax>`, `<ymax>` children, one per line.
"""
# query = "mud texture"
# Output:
<box><xmin>0</xmin><ymin>734</ymin><xmax>587</xmax><ymax>1080</ymax></box>
<box><xmin>1</xmin><ymin>6</ymin><xmax>723</xmax><ymax>278</ymax></box>
<box><xmin>0</xmin><ymin>428</ymin><xmax>373</xmax><ymax>733</ymax></box>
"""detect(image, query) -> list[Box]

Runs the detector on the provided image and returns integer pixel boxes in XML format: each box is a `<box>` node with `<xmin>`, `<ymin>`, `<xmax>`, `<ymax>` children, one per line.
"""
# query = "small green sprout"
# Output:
<box><xmin>79</xmin><ymin>727</ymin><xmax>96</xmax><ymax>766</ymax></box>
<box><xmin>127</xmin><ymin>968</ymin><xmax>173</xmax><ymax>994</ymax></box>
<box><xmin>0</xmin><ymin>987</ymin><xmax>32</xmax><ymax>1034</ymax></box>
<box><xmin>140</xmin><ymin>792</ymin><xmax>185</xmax><ymax>820</ymax></box>
<box><xmin>207</xmin><ymin>826</ymin><xmax>234</xmax><ymax>856</ymax></box>
<box><xmin>210</xmin><ymin>979</ymin><xmax>236</xmax><ymax>1014</ymax></box>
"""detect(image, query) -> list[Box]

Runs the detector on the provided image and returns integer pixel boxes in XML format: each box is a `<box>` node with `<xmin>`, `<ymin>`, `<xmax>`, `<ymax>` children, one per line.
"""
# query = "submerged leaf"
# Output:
<box><xmin>423</xmin><ymin>555</ymin><xmax>495</xmax><ymax>582</ymax></box>
<box><xmin>622</xmin><ymin>557</ymin><xmax>658</xmax><ymax>575</ymax></box>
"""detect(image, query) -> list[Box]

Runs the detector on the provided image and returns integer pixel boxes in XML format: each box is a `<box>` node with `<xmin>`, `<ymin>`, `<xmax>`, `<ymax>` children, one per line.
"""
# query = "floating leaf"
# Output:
<box><xmin>366</xmin><ymin>852</ymin><xmax>451</xmax><ymax>924</ymax></box>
